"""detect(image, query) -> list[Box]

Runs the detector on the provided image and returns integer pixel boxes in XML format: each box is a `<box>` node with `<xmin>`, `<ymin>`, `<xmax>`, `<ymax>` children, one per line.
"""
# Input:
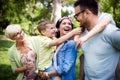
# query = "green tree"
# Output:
<box><xmin>100</xmin><ymin>0</ymin><xmax>120</xmax><ymax>27</ymax></box>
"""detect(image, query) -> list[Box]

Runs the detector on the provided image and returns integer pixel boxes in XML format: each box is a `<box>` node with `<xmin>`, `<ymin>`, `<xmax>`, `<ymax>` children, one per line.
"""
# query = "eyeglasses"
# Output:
<box><xmin>74</xmin><ymin>10</ymin><xmax>85</xmax><ymax>19</ymax></box>
<box><xmin>13</xmin><ymin>30</ymin><xmax>23</xmax><ymax>38</ymax></box>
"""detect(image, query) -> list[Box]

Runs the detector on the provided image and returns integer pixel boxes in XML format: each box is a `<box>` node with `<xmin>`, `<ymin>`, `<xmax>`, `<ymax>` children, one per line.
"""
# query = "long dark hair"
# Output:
<box><xmin>55</xmin><ymin>16</ymin><xmax>74</xmax><ymax>38</ymax></box>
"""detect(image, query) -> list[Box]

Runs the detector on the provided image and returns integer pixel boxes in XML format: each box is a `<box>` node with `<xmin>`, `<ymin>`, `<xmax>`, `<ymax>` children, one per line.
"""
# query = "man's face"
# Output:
<box><xmin>74</xmin><ymin>6</ymin><xmax>88</xmax><ymax>27</ymax></box>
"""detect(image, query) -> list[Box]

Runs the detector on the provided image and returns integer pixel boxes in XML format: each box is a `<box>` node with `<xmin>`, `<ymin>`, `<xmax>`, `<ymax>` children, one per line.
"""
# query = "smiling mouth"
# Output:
<box><xmin>64</xmin><ymin>28</ymin><xmax>71</xmax><ymax>31</ymax></box>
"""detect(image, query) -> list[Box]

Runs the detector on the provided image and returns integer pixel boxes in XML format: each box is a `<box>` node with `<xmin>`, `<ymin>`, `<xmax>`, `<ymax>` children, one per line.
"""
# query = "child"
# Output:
<box><xmin>30</xmin><ymin>20</ymin><xmax>81</xmax><ymax>80</ymax></box>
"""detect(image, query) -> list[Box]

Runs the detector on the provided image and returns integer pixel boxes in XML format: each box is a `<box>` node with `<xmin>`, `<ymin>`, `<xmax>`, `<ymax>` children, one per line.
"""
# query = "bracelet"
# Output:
<box><xmin>45</xmin><ymin>72</ymin><xmax>49</xmax><ymax>78</ymax></box>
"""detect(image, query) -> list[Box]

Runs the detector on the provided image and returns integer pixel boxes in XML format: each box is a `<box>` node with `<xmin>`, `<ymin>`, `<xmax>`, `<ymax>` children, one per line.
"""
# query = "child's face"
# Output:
<box><xmin>43</xmin><ymin>23</ymin><xmax>56</xmax><ymax>38</ymax></box>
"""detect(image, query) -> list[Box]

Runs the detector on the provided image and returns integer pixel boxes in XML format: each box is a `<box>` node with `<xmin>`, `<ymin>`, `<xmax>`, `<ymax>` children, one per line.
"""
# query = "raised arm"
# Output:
<box><xmin>79</xmin><ymin>13</ymin><xmax>114</xmax><ymax>45</ymax></box>
<box><xmin>49</xmin><ymin>27</ymin><xmax>82</xmax><ymax>46</ymax></box>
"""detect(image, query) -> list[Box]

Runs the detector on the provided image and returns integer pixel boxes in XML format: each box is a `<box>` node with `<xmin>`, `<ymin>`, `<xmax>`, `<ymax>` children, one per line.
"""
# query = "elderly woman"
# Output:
<box><xmin>5</xmin><ymin>24</ymin><xmax>37</xmax><ymax>80</ymax></box>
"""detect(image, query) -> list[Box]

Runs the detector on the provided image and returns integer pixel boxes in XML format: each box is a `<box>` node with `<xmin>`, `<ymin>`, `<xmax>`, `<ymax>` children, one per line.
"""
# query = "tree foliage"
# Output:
<box><xmin>0</xmin><ymin>0</ymin><xmax>53</xmax><ymax>35</ymax></box>
<box><xmin>100</xmin><ymin>0</ymin><xmax>120</xmax><ymax>27</ymax></box>
<box><xmin>0</xmin><ymin>0</ymin><xmax>119</xmax><ymax>35</ymax></box>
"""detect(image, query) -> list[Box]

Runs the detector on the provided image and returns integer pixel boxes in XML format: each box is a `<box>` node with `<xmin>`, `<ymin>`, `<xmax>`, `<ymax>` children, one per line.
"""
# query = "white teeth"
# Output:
<box><xmin>64</xmin><ymin>29</ymin><xmax>70</xmax><ymax>31</ymax></box>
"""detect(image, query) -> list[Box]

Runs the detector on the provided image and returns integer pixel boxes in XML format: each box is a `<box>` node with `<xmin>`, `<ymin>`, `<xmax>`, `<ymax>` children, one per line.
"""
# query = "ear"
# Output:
<box><xmin>85</xmin><ymin>9</ymin><xmax>92</xmax><ymax>15</ymax></box>
<box><xmin>41</xmin><ymin>30</ymin><xmax>46</xmax><ymax>35</ymax></box>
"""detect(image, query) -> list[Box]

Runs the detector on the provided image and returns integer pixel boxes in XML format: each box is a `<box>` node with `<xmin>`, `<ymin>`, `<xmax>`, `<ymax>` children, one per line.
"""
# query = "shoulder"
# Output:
<box><xmin>9</xmin><ymin>44</ymin><xmax>15</xmax><ymax>52</ymax></box>
<box><xmin>8</xmin><ymin>44</ymin><xmax>16</xmax><ymax>56</ymax></box>
<box><xmin>99</xmin><ymin>12</ymin><xmax>112</xmax><ymax>20</ymax></box>
<box><xmin>99</xmin><ymin>12</ymin><xmax>112</xmax><ymax>18</ymax></box>
<box><xmin>102</xmin><ymin>24</ymin><xmax>120</xmax><ymax>39</ymax></box>
<box><xmin>65</xmin><ymin>40</ymin><xmax>76</xmax><ymax>47</ymax></box>
<box><xmin>103</xmin><ymin>24</ymin><xmax>118</xmax><ymax>34</ymax></box>
<box><xmin>29</xmin><ymin>36</ymin><xmax>52</xmax><ymax>42</ymax></box>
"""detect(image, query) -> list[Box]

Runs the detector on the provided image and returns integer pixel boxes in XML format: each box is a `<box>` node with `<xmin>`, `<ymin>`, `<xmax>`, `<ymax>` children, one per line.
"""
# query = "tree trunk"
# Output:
<box><xmin>52</xmin><ymin>0</ymin><xmax>62</xmax><ymax>24</ymax></box>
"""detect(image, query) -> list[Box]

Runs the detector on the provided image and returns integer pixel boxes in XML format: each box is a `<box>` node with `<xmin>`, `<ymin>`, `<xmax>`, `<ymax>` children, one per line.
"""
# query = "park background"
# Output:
<box><xmin>0</xmin><ymin>0</ymin><xmax>120</xmax><ymax>80</ymax></box>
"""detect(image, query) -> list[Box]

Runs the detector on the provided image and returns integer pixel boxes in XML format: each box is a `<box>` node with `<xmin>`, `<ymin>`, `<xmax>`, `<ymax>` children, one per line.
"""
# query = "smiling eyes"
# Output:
<box><xmin>62</xmin><ymin>22</ymin><xmax>71</xmax><ymax>25</ymax></box>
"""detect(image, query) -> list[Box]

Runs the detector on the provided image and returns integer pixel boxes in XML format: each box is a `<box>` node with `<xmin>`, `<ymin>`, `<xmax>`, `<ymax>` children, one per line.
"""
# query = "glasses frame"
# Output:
<box><xmin>74</xmin><ymin>10</ymin><xmax>85</xmax><ymax>19</ymax></box>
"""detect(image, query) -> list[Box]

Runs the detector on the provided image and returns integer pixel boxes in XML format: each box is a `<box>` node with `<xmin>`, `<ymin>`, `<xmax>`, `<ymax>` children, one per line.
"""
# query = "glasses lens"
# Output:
<box><xmin>74</xmin><ymin>10</ymin><xmax>85</xmax><ymax>19</ymax></box>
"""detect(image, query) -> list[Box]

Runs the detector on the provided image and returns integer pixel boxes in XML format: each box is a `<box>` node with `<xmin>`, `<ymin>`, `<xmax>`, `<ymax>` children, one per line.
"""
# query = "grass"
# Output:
<box><xmin>0</xmin><ymin>40</ymin><xmax>16</xmax><ymax>80</ymax></box>
<box><xmin>0</xmin><ymin>39</ymin><xmax>82</xmax><ymax>80</ymax></box>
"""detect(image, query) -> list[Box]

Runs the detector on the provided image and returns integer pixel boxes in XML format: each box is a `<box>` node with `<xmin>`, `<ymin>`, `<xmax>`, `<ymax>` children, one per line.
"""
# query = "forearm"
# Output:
<box><xmin>78</xmin><ymin>54</ymin><xmax>84</xmax><ymax>80</ymax></box>
<box><xmin>50</xmin><ymin>30</ymin><xmax>76</xmax><ymax>46</ymax></box>
<box><xmin>47</xmin><ymin>70</ymin><xmax>59</xmax><ymax>77</ymax></box>
<box><xmin>49</xmin><ymin>28</ymin><xmax>81</xmax><ymax>46</ymax></box>
<box><xmin>74</xmin><ymin>35</ymin><xmax>80</xmax><ymax>43</ymax></box>
<box><xmin>85</xmin><ymin>18</ymin><xmax>111</xmax><ymax>39</ymax></box>
<box><xmin>15</xmin><ymin>65</ymin><xmax>27</xmax><ymax>74</ymax></box>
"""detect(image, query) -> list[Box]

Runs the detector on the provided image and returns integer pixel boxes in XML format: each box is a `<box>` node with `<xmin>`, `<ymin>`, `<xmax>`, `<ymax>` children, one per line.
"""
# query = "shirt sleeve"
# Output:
<box><xmin>8</xmin><ymin>47</ymin><xmax>18</xmax><ymax>73</ymax></box>
<box><xmin>110</xmin><ymin>29</ymin><xmax>120</xmax><ymax>50</ymax></box>
<box><xmin>99</xmin><ymin>12</ymin><xmax>116</xmax><ymax>25</ymax></box>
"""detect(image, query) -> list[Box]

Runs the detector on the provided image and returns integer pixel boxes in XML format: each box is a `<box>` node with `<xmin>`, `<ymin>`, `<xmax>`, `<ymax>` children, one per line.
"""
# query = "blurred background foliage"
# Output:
<box><xmin>0</xmin><ymin>0</ymin><xmax>120</xmax><ymax>35</ymax></box>
<box><xmin>0</xmin><ymin>0</ymin><xmax>120</xmax><ymax>79</ymax></box>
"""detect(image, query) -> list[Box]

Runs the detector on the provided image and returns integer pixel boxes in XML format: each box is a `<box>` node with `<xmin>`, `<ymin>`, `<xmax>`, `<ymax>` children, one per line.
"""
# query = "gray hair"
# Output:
<box><xmin>5</xmin><ymin>24</ymin><xmax>21</xmax><ymax>39</ymax></box>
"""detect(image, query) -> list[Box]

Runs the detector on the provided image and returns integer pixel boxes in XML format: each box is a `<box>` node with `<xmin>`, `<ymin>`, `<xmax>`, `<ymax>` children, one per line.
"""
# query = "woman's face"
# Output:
<box><xmin>58</xmin><ymin>19</ymin><xmax>72</xmax><ymax>37</ymax></box>
<box><xmin>12</xmin><ymin>28</ymin><xmax>25</xmax><ymax>42</ymax></box>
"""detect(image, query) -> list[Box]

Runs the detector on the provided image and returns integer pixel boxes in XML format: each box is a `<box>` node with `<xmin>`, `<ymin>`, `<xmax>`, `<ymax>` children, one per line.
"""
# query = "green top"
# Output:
<box><xmin>29</xmin><ymin>36</ymin><xmax>55</xmax><ymax>73</ymax></box>
<box><xmin>8</xmin><ymin>36</ymin><xmax>55</xmax><ymax>80</ymax></box>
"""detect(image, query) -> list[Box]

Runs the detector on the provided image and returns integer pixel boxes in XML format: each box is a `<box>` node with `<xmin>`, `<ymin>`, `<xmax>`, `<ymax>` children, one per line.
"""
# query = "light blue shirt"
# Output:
<box><xmin>99</xmin><ymin>12</ymin><xmax>116</xmax><ymax>25</ymax></box>
<box><xmin>81</xmin><ymin>24</ymin><xmax>120</xmax><ymax>80</ymax></box>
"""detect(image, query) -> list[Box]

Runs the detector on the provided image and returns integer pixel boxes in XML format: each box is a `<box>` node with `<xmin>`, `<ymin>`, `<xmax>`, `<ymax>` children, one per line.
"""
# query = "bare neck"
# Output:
<box><xmin>87</xmin><ymin>15</ymin><xmax>99</xmax><ymax>31</ymax></box>
<box><xmin>16</xmin><ymin>38</ymin><xmax>28</xmax><ymax>47</ymax></box>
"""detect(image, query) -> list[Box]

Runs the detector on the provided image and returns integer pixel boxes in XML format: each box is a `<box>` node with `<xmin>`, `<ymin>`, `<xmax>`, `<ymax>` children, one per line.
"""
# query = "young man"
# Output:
<box><xmin>74</xmin><ymin>0</ymin><xmax>120</xmax><ymax>80</ymax></box>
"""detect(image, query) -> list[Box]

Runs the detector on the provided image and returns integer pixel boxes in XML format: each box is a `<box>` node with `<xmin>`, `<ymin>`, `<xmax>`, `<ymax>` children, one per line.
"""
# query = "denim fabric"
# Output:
<box><xmin>44</xmin><ymin>66</ymin><xmax>56</xmax><ymax>80</ymax></box>
<box><xmin>54</xmin><ymin>40</ymin><xmax>78</xmax><ymax>80</ymax></box>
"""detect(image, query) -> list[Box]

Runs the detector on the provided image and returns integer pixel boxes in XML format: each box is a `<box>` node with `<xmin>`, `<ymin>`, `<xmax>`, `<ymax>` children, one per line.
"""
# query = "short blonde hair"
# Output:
<box><xmin>5</xmin><ymin>24</ymin><xmax>22</xmax><ymax>39</ymax></box>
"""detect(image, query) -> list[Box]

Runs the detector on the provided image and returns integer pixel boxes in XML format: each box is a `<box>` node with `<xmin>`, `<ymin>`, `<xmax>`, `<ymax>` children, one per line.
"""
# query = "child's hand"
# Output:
<box><xmin>25</xmin><ymin>62</ymin><xmax>34</xmax><ymax>70</ymax></box>
<box><xmin>72</xmin><ymin>27</ymin><xmax>82</xmax><ymax>35</ymax></box>
<box><xmin>38</xmin><ymin>71</ymin><xmax>49</xmax><ymax>79</ymax></box>
<box><xmin>76</xmin><ymin>36</ymin><xmax>88</xmax><ymax>50</ymax></box>
<box><xmin>79</xmin><ymin>36</ymin><xmax>88</xmax><ymax>45</ymax></box>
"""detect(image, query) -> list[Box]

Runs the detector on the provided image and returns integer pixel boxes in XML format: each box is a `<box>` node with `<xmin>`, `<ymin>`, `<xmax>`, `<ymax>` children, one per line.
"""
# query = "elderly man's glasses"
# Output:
<box><xmin>74</xmin><ymin>10</ymin><xmax>85</xmax><ymax>19</ymax></box>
